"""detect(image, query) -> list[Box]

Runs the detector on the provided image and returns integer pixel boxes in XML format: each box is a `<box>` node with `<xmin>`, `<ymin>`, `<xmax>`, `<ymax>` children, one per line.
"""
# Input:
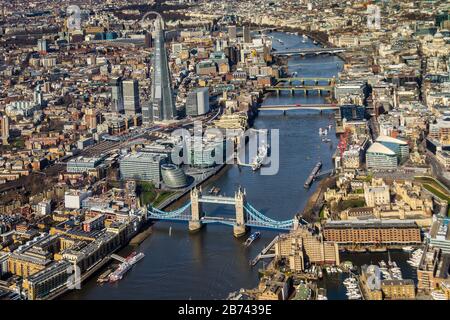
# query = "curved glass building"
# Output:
<box><xmin>161</xmin><ymin>164</ymin><xmax>189</xmax><ymax>188</ymax></box>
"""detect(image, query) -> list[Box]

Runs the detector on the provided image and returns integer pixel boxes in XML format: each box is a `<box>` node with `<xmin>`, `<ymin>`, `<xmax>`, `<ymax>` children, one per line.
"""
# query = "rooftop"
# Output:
<box><xmin>367</xmin><ymin>142</ymin><xmax>397</xmax><ymax>155</ymax></box>
<box><xmin>376</xmin><ymin>135</ymin><xmax>408</xmax><ymax>145</ymax></box>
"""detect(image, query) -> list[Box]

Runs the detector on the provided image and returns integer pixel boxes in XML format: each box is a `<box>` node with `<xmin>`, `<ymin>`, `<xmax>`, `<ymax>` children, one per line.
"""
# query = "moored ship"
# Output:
<box><xmin>109</xmin><ymin>252</ymin><xmax>145</xmax><ymax>283</ymax></box>
<box><xmin>304</xmin><ymin>161</ymin><xmax>322</xmax><ymax>188</ymax></box>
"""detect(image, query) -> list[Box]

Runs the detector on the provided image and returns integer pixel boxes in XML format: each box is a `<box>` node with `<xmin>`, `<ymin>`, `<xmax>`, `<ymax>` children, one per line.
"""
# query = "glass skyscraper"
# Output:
<box><xmin>150</xmin><ymin>17</ymin><xmax>176</xmax><ymax>121</ymax></box>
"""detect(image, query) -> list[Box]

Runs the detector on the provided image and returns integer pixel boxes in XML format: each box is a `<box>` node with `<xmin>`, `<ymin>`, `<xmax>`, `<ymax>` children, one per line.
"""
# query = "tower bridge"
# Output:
<box><xmin>147</xmin><ymin>187</ymin><xmax>298</xmax><ymax>237</ymax></box>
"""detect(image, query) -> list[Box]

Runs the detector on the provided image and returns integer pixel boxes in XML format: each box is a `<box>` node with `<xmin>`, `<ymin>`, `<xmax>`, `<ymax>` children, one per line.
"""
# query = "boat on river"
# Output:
<box><xmin>244</xmin><ymin>232</ymin><xmax>261</xmax><ymax>247</ymax></box>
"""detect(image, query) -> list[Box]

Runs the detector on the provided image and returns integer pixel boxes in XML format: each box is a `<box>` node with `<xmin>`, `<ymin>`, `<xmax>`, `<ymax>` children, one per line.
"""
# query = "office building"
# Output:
<box><xmin>335</xmin><ymin>81</ymin><xmax>367</xmax><ymax>104</ymax></box>
<box><xmin>110</xmin><ymin>77</ymin><xmax>124</xmax><ymax>113</ymax></box>
<box><xmin>376</xmin><ymin>135</ymin><xmax>409</xmax><ymax>164</ymax></box>
<box><xmin>36</xmin><ymin>200</ymin><xmax>51</xmax><ymax>215</ymax></box>
<box><xmin>366</xmin><ymin>142</ymin><xmax>398</xmax><ymax>170</ymax></box>
<box><xmin>120</xmin><ymin>152</ymin><xmax>167</xmax><ymax>186</ymax></box>
<box><xmin>1</xmin><ymin>115</ymin><xmax>10</xmax><ymax>145</ymax></box>
<box><xmin>187</xmin><ymin>139</ymin><xmax>225</xmax><ymax>168</ymax></box>
<box><xmin>37</xmin><ymin>39</ymin><xmax>48</xmax><ymax>53</ymax></box>
<box><xmin>65</xmin><ymin>190</ymin><xmax>92</xmax><ymax>209</ymax></box>
<box><xmin>429</xmin><ymin>216</ymin><xmax>450</xmax><ymax>254</ymax></box>
<box><xmin>67</xmin><ymin>156</ymin><xmax>106</xmax><ymax>174</ymax></box>
<box><xmin>151</xmin><ymin>16</ymin><xmax>176</xmax><ymax>121</ymax></box>
<box><xmin>243</xmin><ymin>25</ymin><xmax>251</xmax><ymax>43</ymax></box>
<box><xmin>339</xmin><ymin>104</ymin><xmax>366</xmax><ymax>121</ymax></box>
<box><xmin>186</xmin><ymin>88</ymin><xmax>210</xmax><ymax>116</ymax></box>
<box><xmin>228</xmin><ymin>25</ymin><xmax>237</xmax><ymax>41</ymax></box>
<box><xmin>122</xmin><ymin>79</ymin><xmax>140</xmax><ymax>116</ymax></box>
<box><xmin>142</xmin><ymin>100</ymin><xmax>153</xmax><ymax>124</ymax></box>
<box><xmin>144</xmin><ymin>32</ymin><xmax>153</xmax><ymax>48</ymax></box>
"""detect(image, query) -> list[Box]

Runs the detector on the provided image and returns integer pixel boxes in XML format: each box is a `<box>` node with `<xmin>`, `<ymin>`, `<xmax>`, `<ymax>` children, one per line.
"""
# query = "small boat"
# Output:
<box><xmin>97</xmin><ymin>268</ymin><xmax>113</xmax><ymax>283</ymax></box>
<box><xmin>402</xmin><ymin>246</ymin><xmax>414</xmax><ymax>252</ymax></box>
<box><xmin>244</xmin><ymin>232</ymin><xmax>261</xmax><ymax>247</ymax></box>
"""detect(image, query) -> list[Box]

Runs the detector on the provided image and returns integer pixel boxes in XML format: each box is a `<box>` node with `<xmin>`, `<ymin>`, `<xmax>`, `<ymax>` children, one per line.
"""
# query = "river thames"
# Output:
<box><xmin>63</xmin><ymin>31</ymin><xmax>414</xmax><ymax>300</ymax></box>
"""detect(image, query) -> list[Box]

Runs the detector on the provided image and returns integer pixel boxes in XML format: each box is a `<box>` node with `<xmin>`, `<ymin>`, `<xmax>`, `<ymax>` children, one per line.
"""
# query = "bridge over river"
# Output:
<box><xmin>272</xmin><ymin>47</ymin><xmax>346</xmax><ymax>56</ymax></box>
<box><xmin>147</xmin><ymin>187</ymin><xmax>302</xmax><ymax>237</ymax></box>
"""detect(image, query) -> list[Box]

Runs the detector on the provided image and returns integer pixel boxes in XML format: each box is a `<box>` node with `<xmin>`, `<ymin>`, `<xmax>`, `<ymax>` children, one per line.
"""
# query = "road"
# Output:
<box><xmin>426</xmin><ymin>151</ymin><xmax>450</xmax><ymax>188</ymax></box>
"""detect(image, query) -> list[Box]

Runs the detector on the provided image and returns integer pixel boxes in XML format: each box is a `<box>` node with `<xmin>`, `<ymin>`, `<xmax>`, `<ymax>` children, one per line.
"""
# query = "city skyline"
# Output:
<box><xmin>0</xmin><ymin>0</ymin><xmax>449</xmax><ymax>308</ymax></box>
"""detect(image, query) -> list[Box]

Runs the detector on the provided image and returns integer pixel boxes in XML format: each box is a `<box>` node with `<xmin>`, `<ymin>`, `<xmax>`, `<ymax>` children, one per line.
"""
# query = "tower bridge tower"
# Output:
<box><xmin>233</xmin><ymin>187</ymin><xmax>247</xmax><ymax>237</ymax></box>
<box><xmin>189</xmin><ymin>187</ymin><xmax>203</xmax><ymax>232</ymax></box>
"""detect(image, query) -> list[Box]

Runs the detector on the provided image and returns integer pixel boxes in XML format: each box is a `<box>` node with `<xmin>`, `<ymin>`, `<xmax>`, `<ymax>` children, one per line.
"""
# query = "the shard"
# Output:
<box><xmin>149</xmin><ymin>16</ymin><xmax>176</xmax><ymax>121</ymax></box>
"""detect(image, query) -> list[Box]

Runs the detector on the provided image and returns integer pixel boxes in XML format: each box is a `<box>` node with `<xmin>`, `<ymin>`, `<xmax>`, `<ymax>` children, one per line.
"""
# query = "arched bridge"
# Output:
<box><xmin>265</xmin><ymin>77</ymin><xmax>336</xmax><ymax>98</ymax></box>
<box><xmin>147</xmin><ymin>187</ymin><xmax>297</xmax><ymax>237</ymax></box>
<box><xmin>272</xmin><ymin>47</ymin><xmax>346</xmax><ymax>57</ymax></box>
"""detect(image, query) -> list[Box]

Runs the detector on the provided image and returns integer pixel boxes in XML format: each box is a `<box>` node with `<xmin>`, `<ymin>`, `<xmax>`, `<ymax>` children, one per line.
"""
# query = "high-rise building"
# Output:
<box><xmin>144</xmin><ymin>32</ymin><xmax>153</xmax><ymax>48</ymax></box>
<box><xmin>243</xmin><ymin>25</ymin><xmax>251</xmax><ymax>43</ymax></box>
<box><xmin>142</xmin><ymin>100</ymin><xmax>153</xmax><ymax>124</ymax></box>
<box><xmin>110</xmin><ymin>77</ymin><xmax>124</xmax><ymax>113</ymax></box>
<box><xmin>228</xmin><ymin>25</ymin><xmax>237</xmax><ymax>41</ymax></box>
<box><xmin>186</xmin><ymin>88</ymin><xmax>210</xmax><ymax>116</ymax></box>
<box><xmin>1</xmin><ymin>115</ymin><xmax>10</xmax><ymax>145</ymax></box>
<box><xmin>122</xmin><ymin>79</ymin><xmax>140</xmax><ymax>116</ymax></box>
<box><xmin>37</xmin><ymin>39</ymin><xmax>48</xmax><ymax>54</ymax></box>
<box><xmin>151</xmin><ymin>17</ymin><xmax>176</xmax><ymax>121</ymax></box>
<box><xmin>34</xmin><ymin>85</ymin><xmax>43</xmax><ymax>107</ymax></box>
<box><xmin>339</xmin><ymin>104</ymin><xmax>366</xmax><ymax>121</ymax></box>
